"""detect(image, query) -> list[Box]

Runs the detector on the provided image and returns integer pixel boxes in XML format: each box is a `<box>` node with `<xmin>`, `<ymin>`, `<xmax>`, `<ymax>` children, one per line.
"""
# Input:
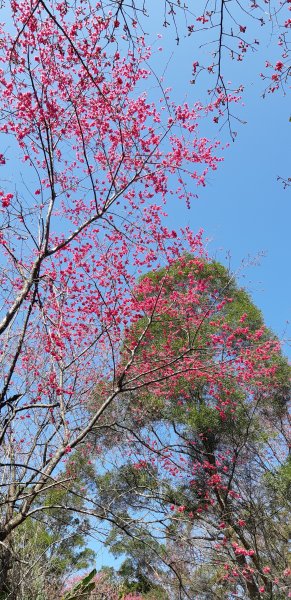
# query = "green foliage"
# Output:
<box><xmin>62</xmin><ymin>569</ymin><xmax>97</xmax><ymax>600</ymax></box>
<box><xmin>140</xmin><ymin>256</ymin><xmax>264</xmax><ymax>330</ymax></box>
<box><xmin>4</xmin><ymin>461</ymin><xmax>97</xmax><ymax>600</ymax></box>
<box><xmin>98</xmin><ymin>257</ymin><xmax>290</xmax><ymax>599</ymax></box>
<box><xmin>109</xmin><ymin>538</ymin><xmax>168</xmax><ymax>599</ymax></box>
<box><xmin>265</xmin><ymin>456</ymin><xmax>291</xmax><ymax>500</ymax></box>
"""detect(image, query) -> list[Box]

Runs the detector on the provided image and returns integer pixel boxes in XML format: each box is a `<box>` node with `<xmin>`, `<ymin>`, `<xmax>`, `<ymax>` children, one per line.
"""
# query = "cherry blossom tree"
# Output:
<box><xmin>0</xmin><ymin>1</ymin><xmax>289</xmax><ymax>598</ymax></box>
<box><xmin>82</xmin><ymin>0</ymin><xmax>291</xmax><ymax>136</ymax></box>
<box><xmin>91</xmin><ymin>257</ymin><xmax>290</xmax><ymax>599</ymax></box>
<box><xmin>3</xmin><ymin>0</ymin><xmax>289</xmax><ymax>139</ymax></box>
<box><xmin>0</xmin><ymin>0</ymin><xmax>224</xmax><ymax>594</ymax></box>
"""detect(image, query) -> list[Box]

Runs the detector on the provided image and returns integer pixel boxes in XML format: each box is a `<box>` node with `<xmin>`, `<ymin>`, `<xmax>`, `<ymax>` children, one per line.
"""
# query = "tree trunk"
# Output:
<box><xmin>0</xmin><ymin>534</ymin><xmax>17</xmax><ymax>600</ymax></box>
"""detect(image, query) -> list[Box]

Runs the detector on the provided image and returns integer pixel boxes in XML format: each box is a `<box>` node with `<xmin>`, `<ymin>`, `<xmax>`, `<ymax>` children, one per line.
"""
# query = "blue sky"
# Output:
<box><xmin>87</xmin><ymin>6</ymin><xmax>291</xmax><ymax>582</ymax></box>
<box><xmin>143</xmin><ymin>4</ymin><xmax>291</xmax><ymax>358</ymax></box>
<box><xmin>1</xmin><ymin>0</ymin><xmax>289</xmax><ymax>573</ymax></box>
<box><xmin>1</xmin><ymin>1</ymin><xmax>289</xmax><ymax>353</ymax></box>
<box><xmin>92</xmin><ymin>12</ymin><xmax>290</xmax><ymax>565</ymax></box>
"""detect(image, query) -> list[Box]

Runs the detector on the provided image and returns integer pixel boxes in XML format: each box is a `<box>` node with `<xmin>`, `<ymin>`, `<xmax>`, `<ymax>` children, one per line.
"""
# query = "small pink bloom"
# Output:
<box><xmin>262</xmin><ymin>566</ymin><xmax>271</xmax><ymax>574</ymax></box>
<box><xmin>275</xmin><ymin>61</ymin><xmax>284</xmax><ymax>71</ymax></box>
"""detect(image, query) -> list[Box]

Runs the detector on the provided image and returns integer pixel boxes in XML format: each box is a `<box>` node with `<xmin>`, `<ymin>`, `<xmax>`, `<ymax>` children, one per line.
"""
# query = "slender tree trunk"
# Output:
<box><xmin>0</xmin><ymin>538</ymin><xmax>15</xmax><ymax>600</ymax></box>
<box><xmin>0</xmin><ymin>456</ymin><xmax>18</xmax><ymax>600</ymax></box>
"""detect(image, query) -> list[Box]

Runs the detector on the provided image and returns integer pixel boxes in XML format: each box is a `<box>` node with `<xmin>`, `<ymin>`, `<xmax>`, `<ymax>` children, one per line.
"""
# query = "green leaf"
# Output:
<box><xmin>62</xmin><ymin>569</ymin><xmax>96</xmax><ymax>600</ymax></box>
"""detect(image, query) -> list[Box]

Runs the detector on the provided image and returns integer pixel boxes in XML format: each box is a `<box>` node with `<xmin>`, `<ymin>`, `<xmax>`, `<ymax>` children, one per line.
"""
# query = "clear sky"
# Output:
<box><xmin>92</xmin><ymin>7</ymin><xmax>290</xmax><ymax>570</ymax></box>
<box><xmin>143</xmin><ymin>3</ymin><xmax>290</xmax><ymax>358</ymax></box>
<box><xmin>1</xmin><ymin>0</ymin><xmax>289</xmax><ymax>574</ymax></box>
<box><xmin>1</xmin><ymin>1</ymin><xmax>289</xmax><ymax>352</ymax></box>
